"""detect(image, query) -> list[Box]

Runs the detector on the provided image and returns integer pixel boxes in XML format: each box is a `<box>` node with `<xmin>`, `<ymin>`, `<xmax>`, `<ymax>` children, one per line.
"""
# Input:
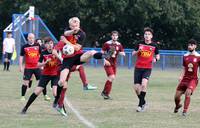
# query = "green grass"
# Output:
<box><xmin>1</xmin><ymin>66</ymin><xmax>200</xmax><ymax>128</ymax></box>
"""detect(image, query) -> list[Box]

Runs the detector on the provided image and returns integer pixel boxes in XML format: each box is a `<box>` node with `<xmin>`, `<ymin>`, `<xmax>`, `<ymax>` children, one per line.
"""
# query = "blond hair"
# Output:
<box><xmin>68</xmin><ymin>17</ymin><xmax>80</xmax><ymax>25</ymax></box>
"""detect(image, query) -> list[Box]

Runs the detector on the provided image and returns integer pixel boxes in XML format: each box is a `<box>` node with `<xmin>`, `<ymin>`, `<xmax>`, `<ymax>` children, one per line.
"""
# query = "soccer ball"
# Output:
<box><xmin>62</xmin><ymin>44</ymin><xmax>74</xmax><ymax>55</ymax></box>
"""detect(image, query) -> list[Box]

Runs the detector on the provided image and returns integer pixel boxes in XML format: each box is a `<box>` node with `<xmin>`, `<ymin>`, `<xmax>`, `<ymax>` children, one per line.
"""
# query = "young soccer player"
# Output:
<box><xmin>19</xmin><ymin>33</ymin><xmax>41</xmax><ymax>101</ymax></box>
<box><xmin>132</xmin><ymin>27</ymin><xmax>160</xmax><ymax>112</ymax></box>
<box><xmin>101</xmin><ymin>31</ymin><xmax>125</xmax><ymax>100</ymax></box>
<box><xmin>28</xmin><ymin>38</ymin><xmax>51</xmax><ymax>101</ymax></box>
<box><xmin>52</xmin><ymin>17</ymin><xmax>113</xmax><ymax>116</ymax></box>
<box><xmin>174</xmin><ymin>39</ymin><xmax>200</xmax><ymax>116</ymax></box>
<box><xmin>21</xmin><ymin>37</ymin><xmax>61</xmax><ymax>114</ymax></box>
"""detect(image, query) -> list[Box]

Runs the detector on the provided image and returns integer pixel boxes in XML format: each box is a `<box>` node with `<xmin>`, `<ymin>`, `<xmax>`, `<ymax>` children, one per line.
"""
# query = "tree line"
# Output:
<box><xmin>1</xmin><ymin>0</ymin><xmax>200</xmax><ymax>51</ymax></box>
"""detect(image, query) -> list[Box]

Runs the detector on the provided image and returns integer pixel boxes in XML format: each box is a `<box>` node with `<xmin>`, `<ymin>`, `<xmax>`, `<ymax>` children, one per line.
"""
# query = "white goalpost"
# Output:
<box><xmin>2</xmin><ymin>6</ymin><xmax>57</xmax><ymax>64</ymax></box>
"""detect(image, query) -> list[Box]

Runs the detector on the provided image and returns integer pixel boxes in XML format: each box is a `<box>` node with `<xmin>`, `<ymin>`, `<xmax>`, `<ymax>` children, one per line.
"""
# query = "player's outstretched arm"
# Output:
<box><xmin>132</xmin><ymin>50</ymin><xmax>139</xmax><ymax>56</ymax></box>
<box><xmin>179</xmin><ymin>68</ymin><xmax>185</xmax><ymax>82</ymax></box>
<box><xmin>155</xmin><ymin>54</ymin><xmax>160</xmax><ymax>61</ymax></box>
<box><xmin>37</xmin><ymin>59</ymin><xmax>51</xmax><ymax>68</ymax></box>
<box><xmin>60</xmin><ymin>36</ymin><xmax>82</xmax><ymax>51</ymax></box>
<box><xmin>52</xmin><ymin>49</ymin><xmax>63</xmax><ymax>62</ymax></box>
<box><xmin>60</xmin><ymin>36</ymin><xmax>71</xmax><ymax>45</ymax></box>
<box><xmin>64</xmin><ymin>27</ymin><xmax>80</xmax><ymax>36</ymax></box>
<box><xmin>19</xmin><ymin>56</ymin><xmax>24</xmax><ymax>72</ymax></box>
<box><xmin>153</xmin><ymin>54</ymin><xmax>160</xmax><ymax>63</ymax></box>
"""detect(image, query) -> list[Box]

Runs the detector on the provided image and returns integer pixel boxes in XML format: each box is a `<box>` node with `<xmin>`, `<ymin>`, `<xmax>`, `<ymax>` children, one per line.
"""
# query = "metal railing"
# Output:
<box><xmin>83</xmin><ymin>48</ymin><xmax>187</xmax><ymax>70</ymax></box>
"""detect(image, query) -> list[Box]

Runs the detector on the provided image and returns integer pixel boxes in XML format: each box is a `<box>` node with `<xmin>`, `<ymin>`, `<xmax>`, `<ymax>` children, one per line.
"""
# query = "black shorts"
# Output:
<box><xmin>38</xmin><ymin>75</ymin><xmax>59</xmax><ymax>88</ymax></box>
<box><xmin>134</xmin><ymin>68</ymin><xmax>152</xmax><ymax>84</ymax></box>
<box><xmin>62</xmin><ymin>53</ymin><xmax>84</xmax><ymax>70</ymax></box>
<box><xmin>4</xmin><ymin>52</ymin><xmax>12</xmax><ymax>60</ymax></box>
<box><xmin>23</xmin><ymin>68</ymin><xmax>41</xmax><ymax>80</ymax></box>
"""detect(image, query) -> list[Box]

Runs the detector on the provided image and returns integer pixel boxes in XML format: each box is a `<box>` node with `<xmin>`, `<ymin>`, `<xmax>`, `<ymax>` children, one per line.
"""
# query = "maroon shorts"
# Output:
<box><xmin>177</xmin><ymin>78</ymin><xmax>198</xmax><ymax>92</ymax></box>
<box><xmin>104</xmin><ymin>65</ymin><xmax>116</xmax><ymax>76</ymax></box>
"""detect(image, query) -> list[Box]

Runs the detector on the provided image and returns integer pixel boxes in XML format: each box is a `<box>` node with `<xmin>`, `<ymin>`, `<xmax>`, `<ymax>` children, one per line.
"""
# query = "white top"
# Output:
<box><xmin>3</xmin><ymin>38</ymin><xmax>15</xmax><ymax>53</ymax></box>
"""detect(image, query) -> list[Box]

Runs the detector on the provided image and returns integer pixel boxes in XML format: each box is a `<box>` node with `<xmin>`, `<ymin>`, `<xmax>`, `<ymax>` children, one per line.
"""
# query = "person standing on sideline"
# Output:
<box><xmin>101</xmin><ymin>31</ymin><xmax>125</xmax><ymax>100</ymax></box>
<box><xmin>132</xmin><ymin>27</ymin><xmax>160</xmax><ymax>112</ymax></box>
<box><xmin>174</xmin><ymin>39</ymin><xmax>200</xmax><ymax>116</ymax></box>
<box><xmin>2</xmin><ymin>32</ymin><xmax>15</xmax><ymax>71</ymax></box>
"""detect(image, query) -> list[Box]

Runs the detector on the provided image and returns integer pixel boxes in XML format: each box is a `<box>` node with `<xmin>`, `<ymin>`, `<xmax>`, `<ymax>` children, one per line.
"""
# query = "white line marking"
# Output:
<box><xmin>64</xmin><ymin>97</ymin><xmax>96</xmax><ymax>128</ymax></box>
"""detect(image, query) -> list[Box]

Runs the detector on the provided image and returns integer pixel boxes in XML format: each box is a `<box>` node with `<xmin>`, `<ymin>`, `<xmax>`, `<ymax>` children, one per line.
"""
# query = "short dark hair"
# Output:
<box><xmin>144</xmin><ymin>27</ymin><xmax>153</xmax><ymax>34</ymax></box>
<box><xmin>7</xmin><ymin>32</ymin><xmax>12</xmax><ymax>35</ymax></box>
<box><xmin>44</xmin><ymin>37</ymin><xmax>53</xmax><ymax>44</ymax></box>
<box><xmin>111</xmin><ymin>31</ymin><xmax>119</xmax><ymax>35</ymax></box>
<box><xmin>188</xmin><ymin>39</ymin><xmax>197</xmax><ymax>45</ymax></box>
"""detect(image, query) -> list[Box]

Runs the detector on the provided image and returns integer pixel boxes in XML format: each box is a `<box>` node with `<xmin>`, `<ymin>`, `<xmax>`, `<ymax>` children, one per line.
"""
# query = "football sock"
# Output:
<box><xmin>42</xmin><ymin>87</ymin><xmax>47</xmax><ymax>95</ymax></box>
<box><xmin>6</xmin><ymin>61</ymin><xmax>10</xmax><ymax>70</ymax></box>
<box><xmin>21</xmin><ymin>84</ymin><xmax>27</xmax><ymax>96</ymax></box>
<box><xmin>58</xmin><ymin>88</ymin><xmax>67</xmax><ymax>108</ymax></box>
<box><xmin>93</xmin><ymin>52</ymin><xmax>103</xmax><ymax>59</ymax></box>
<box><xmin>183</xmin><ymin>96</ymin><xmax>190</xmax><ymax>113</ymax></box>
<box><xmin>139</xmin><ymin>91</ymin><xmax>146</xmax><ymax>107</ymax></box>
<box><xmin>138</xmin><ymin>94</ymin><xmax>143</xmax><ymax>107</ymax></box>
<box><xmin>103</xmin><ymin>80</ymin><xmax>112</xmax><ymax>95</ymax></box>
<box><xmin>29</xmin><ymin>80</ymin><xmax>33</xmax><ymax>88</ymax></box>
<box><xmin>3</xmin><ymin>62</ymin><xmax>6</xmax><ymax>70</ymax></box>
<box><xmin>78</xmin><ymin>65</ymin><xmax>87</xmax><ymax>86</ymax></box>
<box><xmin>54</xmin><ymin>85</ymin><xmax>63</xmax><ymax>104</ymax></box>
<box><xmin>175</xmin><ymin>97</ymin><xmax>181</xmax><ymax>107</ymax></box>
<box><xmin>24</xmin><ymin>93</ymin><xmax>38</xmax><ymax>109</ymax></box>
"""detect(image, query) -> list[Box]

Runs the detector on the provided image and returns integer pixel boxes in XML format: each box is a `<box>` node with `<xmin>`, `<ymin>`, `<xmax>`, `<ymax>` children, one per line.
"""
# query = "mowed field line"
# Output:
<box><xmin>65</xmin><ymin>97</ymin><xmax>96</xmax><ymax>128</ymax></box>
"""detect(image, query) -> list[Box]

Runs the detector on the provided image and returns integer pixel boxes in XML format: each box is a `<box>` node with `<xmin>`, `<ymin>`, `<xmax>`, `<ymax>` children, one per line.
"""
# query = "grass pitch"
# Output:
<box><xmin>0</xmin><ymin>66</ymin><xmax>200</xmax><ymax>128</ymax></box>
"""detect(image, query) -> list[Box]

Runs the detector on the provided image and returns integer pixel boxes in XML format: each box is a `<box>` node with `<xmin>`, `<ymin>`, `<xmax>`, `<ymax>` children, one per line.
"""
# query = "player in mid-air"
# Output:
<box><xmin>59</xmin><ymin>35</ymin><xmax>97</xmax><ymax>90</ymax></box>
<box><xmin>101</xmin><ymin>31</ymin><xmax>125</xmax><ymax>100</ymax></box>
<box><xmin>174</xmin><ymin>39</ymin><xmax>200</xmax><ymax>116</ymax></box>
<box><xmin>132</xmin><ymin>27</ymin><xmax>160</xmax><ymax>112</ymax></box>
<box><xmin>21</xmin><ymin>37</ymin><xmax>61</xmax><ymax>114</ymax></box>
<box><xmin>52</xmin><ymin>17</ymin><xmax>113</xmax><ymax>116</ymax></box>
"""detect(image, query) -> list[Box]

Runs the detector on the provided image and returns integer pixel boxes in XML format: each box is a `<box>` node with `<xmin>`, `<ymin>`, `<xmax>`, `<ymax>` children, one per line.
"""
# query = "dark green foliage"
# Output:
<box><xmin>1</xmin><ymin>0</ymin><xmax>200</xmax><ymax>51</ymax></box>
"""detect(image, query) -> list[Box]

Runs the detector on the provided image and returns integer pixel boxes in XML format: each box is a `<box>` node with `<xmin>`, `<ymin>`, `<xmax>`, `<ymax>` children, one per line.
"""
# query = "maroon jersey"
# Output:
<box><xmin>39</xmin><ymin>50</ymin><xmax>60</xmax><ymax>76</ymax></box>
<box><xmin>135</xmin><ymin>41</ymin><xmax>159</xmax><ymax>69</ymax></box>
<box><xmin>102</xmin><ymin>40</ymin><xmax>124</xmax><ymax>66</ymax></box>
<box><xmin>182</xmin><ymin>52</ymin><xmax>200</xmax><ymax>79</ymax></box>
<box><xmin>20</xmin><ymin>43</ymin><xmax>41</xmax><ymax>69</ymax></box>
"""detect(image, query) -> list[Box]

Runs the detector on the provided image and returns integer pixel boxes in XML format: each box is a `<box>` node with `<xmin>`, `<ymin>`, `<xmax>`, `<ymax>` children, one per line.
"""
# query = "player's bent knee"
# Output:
<box><xmin>34</xmin><ymin>87</ymin><xmax>43</xmax><ymax>95</ymax></box>
<box><xmin>185</xmin><ymin>89</ymin><xmax>192</xmax><ymax>96</ymax></box>
<box><xmin>108</xmin><ymin>75</ymin><xmax>115</xmax><ymax>81</ymax></box>
<box><xmin>58</xmin><ymin>79</ymin><xmax>65</xmax><ymax>86</ymax></box>
<box><xmin>141</xmin><ymin>85</ymin><xmax>147</xmax><ymax>91</ymax></box>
